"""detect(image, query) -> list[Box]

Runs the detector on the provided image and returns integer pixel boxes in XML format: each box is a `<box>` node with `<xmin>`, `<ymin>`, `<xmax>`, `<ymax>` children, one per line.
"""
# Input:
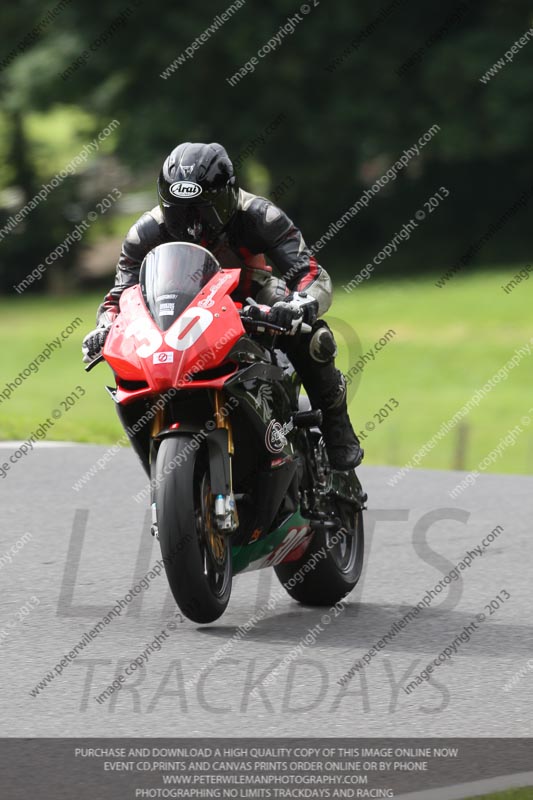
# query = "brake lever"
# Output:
<box><xmin>84</xmin><ymin>355</ymin><xmax>105</xmax><ymax>372</ymax></box>
<box><xmin>241</xmin><ymin>317</ymin><xmax>287</xmax><ymax>334</ymax></box>
<box><xmin>241</xmin><ymin>298</ymin><xmax>311</xmax><ymax>335</ymax></box>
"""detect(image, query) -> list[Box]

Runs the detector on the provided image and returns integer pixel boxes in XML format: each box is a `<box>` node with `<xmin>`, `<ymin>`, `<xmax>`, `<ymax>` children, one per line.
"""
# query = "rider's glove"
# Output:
<box><xmin>270</xmin><ymin>292</ymin><xmax>319</xmax><ymax>335</ymax></box>
<box><xmin>82</xmin><ymin>324</ymin><xmax>111</xmax><ymax>363</ymax></box>
<box><xmin>285</xmin><ymin>292</ymin><xmax>319</xmax><ymax>326</ymax></box>
<box><xmin>268</xmin><ymin>301</ymin><xmax>301</xmax><ymax>334</ymax></box>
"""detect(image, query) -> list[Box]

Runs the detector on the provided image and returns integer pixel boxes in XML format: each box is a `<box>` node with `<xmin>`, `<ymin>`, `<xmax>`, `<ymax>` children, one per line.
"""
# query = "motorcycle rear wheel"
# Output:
<box><xmin>274</xmin><ymin>502</ymin><xmax>364</xmax><ymax>606</ymax></box>
<box><xmin>155</xmin><ymin>436</ymin><xmax>232</xmax><ymax>623</ymax></box>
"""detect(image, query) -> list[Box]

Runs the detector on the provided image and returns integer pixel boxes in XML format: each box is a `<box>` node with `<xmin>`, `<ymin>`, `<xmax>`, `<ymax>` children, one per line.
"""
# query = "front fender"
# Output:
<box><xmin>155</xmin><ymin>426</ymin><xmax>231</xmax><ymax>496</ymax></box>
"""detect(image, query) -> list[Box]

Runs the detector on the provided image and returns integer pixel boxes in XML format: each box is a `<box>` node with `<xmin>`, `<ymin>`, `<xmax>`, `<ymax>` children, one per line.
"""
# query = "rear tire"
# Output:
<box><xmin>274</xmin><ymin>504</ymin><xmax>364</xmax><ymax>606</ymax></box>
<box><xmin>155</xmin><ymin>436</ymin><xmax>232</xmax><ymax>623</ymax></box>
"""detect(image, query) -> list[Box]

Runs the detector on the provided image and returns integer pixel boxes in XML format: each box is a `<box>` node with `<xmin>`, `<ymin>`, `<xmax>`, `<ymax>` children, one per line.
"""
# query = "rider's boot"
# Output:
<box><xmin>285</xmin><ymin>321</ymin><xmax>364</xmax><ymax>471</ymax></box>
<box><xmin>315</xmin><ymin>367</ymin><xmax>364</xmax><ymax>471</ymax></box>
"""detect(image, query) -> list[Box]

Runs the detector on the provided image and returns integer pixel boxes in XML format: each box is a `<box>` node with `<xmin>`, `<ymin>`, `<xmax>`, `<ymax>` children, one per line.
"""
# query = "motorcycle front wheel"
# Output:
<box><xmin>155</xmin><ymin>436</ymin><xmax>232</xmax><ymax>623</ymax></box>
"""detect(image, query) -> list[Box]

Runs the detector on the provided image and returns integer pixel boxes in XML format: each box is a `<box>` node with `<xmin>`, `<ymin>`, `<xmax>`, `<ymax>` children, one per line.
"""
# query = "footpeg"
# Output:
<box><xmin>292</xmin><ymin>409</ymin><xmax>323</xmax><ymax>428</ymax></box>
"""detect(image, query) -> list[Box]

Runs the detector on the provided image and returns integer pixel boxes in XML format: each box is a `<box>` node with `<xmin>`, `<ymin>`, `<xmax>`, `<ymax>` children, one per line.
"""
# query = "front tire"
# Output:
<box><xmin>274</xmin><ymin>503</ymin><xmax>364</xmax><ymax>606</ymax></box>
<box><xmin>155</xmin><ymin>436</ymin><xmax>232</xmax><ymax>623</ymax></box>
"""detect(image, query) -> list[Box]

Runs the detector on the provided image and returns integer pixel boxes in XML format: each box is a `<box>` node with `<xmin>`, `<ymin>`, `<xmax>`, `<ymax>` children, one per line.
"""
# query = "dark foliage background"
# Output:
<box><xmin>1</xmin><ymin>0</ymin><xmax>532</xmax><ymax>291</ymax></box>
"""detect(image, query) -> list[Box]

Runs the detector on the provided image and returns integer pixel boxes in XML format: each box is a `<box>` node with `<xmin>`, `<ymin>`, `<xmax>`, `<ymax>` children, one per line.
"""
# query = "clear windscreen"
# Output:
<box><xmin>140</xmin><ymin>243</ymin><xmax>220</xmax><ymax>330</ymax></box>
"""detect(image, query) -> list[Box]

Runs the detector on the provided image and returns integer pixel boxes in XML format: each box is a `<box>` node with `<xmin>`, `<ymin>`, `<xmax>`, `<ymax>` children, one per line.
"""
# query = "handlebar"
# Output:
<box><xmin>239</xmin><ymin>305</ymin><xmax>312</xmax><ymax>335</ymax></box>
<box><xmin>239</xmin><ymin>309</ymin><xmax>287</xmax><ymax>334</ymax></box>
<box><xmin>84</xmin><ymin>307</ymin><xmax>311</xmax><ymax>371</ymax></box>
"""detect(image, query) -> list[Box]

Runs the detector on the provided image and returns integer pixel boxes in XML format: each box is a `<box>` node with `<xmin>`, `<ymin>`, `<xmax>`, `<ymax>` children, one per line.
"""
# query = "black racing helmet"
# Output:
<box><xmin>157</xmin><ymin>142</ymin><xmax>239</xmax><ymax>243</ymax></box>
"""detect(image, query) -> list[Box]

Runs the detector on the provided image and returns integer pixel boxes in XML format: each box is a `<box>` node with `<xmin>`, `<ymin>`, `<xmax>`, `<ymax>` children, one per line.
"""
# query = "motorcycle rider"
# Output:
<box><xmin>82</xmin><ymin>142</ymin><xmax>363</xmax><ymax>472</ymax></box>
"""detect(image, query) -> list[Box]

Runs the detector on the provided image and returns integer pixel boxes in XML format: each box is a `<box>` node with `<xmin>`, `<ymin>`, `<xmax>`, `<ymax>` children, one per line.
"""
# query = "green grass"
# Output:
<box><xmin>332</xmin><ymin>267</ymin><xmax>533</xmax><ymax>474</ymax></box>
<box><xmin>0</xmin><ymin>295</ymin><xmax>123</xmax><ymax>444</ymax></box>
<box><xmin>0</xmin><ymin>266</ymin><xmax>531</xmax><ymax>474</ymax></box>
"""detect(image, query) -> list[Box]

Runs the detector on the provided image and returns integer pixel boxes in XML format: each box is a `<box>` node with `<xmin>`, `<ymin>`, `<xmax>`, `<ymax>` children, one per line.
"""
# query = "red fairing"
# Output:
<box><xmin>103</xmin><ymin>269</ymin><xmax>244</xmax><ymax>404</ymax></box>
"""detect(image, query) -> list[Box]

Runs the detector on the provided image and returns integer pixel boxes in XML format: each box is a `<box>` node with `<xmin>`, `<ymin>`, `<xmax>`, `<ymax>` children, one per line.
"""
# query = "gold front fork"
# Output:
<box><xmin>214</xmin><ymin>390</ymin><xmax>234</xmax><ymax>454</ymax></box>
<box><xmin>151</xmin><ymin>406</ymin><xmax>164</xmax><ymax>438</ymax></box>
<box><xmin>213</xmin><ymin>390</ymin><xmax>238</xmax><ymax>530</ymax></box>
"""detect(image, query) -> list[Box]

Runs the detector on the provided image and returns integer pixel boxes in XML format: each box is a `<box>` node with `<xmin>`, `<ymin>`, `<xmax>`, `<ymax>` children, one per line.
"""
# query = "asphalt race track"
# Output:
<box><xmin>0</xmin><ymin>443</ymin><xmax>531</xmax><ymax>737</ymax></box>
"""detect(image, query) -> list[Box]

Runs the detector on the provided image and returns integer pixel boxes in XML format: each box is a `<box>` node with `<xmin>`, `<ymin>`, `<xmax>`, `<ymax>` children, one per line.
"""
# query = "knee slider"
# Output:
<box><xmin>309</xmin><ymin>321</ymin><xmax>337</xmax><ymax>364</ymax></box>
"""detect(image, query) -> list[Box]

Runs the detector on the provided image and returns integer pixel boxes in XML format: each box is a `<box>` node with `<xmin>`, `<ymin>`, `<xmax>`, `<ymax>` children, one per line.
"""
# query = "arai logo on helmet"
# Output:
<box><xmin>169</xmin><ymin>181</ymin><xmax>203</xmax><ymax>199</ymax></box>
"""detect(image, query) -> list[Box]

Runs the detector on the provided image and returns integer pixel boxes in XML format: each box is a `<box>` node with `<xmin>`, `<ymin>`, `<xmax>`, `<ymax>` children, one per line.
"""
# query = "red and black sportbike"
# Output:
<box><xmin>87</xmin><ymin>242</ymin><xmax>366</xmax><ymax>623</ymax></box>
